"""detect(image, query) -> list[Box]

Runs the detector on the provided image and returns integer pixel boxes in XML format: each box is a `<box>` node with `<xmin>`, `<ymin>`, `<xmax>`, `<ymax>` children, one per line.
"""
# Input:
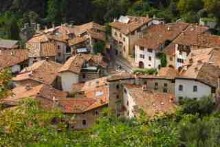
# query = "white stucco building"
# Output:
<box><xmin>175</xmin><ymin>78</ymin><xmax>215</xmax><ymax>101</ymax></box>
<box><xmin>134</xmin><ymin>45</ymin><xmax>161</xmax><ymax>69</ymax></box>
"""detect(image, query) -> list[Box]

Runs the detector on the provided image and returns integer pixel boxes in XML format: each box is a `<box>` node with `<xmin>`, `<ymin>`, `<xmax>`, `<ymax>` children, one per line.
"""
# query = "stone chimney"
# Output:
<box><xmin>25</xmin><ymin>84</ymin><xmax>32</xmax><ymax>91</ymax></box>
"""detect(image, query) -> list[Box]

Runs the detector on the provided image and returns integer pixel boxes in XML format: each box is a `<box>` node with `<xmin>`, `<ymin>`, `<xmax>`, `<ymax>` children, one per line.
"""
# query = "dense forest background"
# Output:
<box><xmin>0</xmin><ymin>0</ymin><xmax>220</xmax><ymax>39</ymax></box>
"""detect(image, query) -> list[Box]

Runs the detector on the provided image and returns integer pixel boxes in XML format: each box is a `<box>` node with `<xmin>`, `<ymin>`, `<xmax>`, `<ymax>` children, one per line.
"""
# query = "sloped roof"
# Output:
<box><xmin>135</xmin><ymin>22</ymin><xmax>189</xmax><ymax>49</ymax></box>
<box><xmin>68</xmin><ymin>36</ymin><xmax>88</xmax><ymax>46</ymax></box>
<box><xmin>110</xmin><ymin>16</ymin><xmax>152</xmax><ymax>35</ymax></box>
<box><xmin>0</xmin><ymin>39</ymin><xmax>18</xmax><ymax>49</ymax></box>
<box><xmin>173</xmin><ymin>24</ymin><xmax>209</xmax><ymax>46</ymax></box>
<box><xmin>59</xmin><ymin>54</ymin><xmax>107</xmax><ymax>74</ymax></box>
<box><xmin>124</xmin><ymin>84</ymin><xmax>176</xmax><ymax>117</ymax></box>
<box><xmin>158</xmin><ymin>67</ymin><xmax>179</xmax><ymax>78</ymax></box>
<box><xmin>0</xmin><ymin>49</ymin><xmax>28</xmax><ymax>70</ymax></box>
<box><xmin>2</xmin><ymin>84</ymin><xmax>67</xmax><ymax>106</ymax></box>
<box><xmin>181</xmin><ymin>63</ymin><xmax>220</xmax><ymax>88</ymax></box>
<box><xmin>13</xmin><ymin>60</ymin><xmax>62</xmax><ymax>85</ymax></box>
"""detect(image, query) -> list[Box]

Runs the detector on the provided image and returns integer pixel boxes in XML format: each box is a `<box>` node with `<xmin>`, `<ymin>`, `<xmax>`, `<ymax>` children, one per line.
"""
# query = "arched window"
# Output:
<box><xmin>139</xmin><ymin>61</ymin><xmax>144</xmax><ymax>68</ymax></box>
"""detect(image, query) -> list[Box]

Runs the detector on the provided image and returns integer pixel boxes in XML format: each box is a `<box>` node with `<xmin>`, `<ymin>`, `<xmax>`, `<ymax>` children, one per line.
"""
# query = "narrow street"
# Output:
<box><xmin>108</xmin><ymin>47</ymin><xmax>133</xmax><ymax>73</ymax></box>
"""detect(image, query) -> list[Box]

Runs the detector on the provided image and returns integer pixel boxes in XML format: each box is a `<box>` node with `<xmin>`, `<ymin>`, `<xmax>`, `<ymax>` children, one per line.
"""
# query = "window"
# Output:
<box><xmin>148</xmin><ymin>56</ymin><xmax>152</xmax><ymax>61</ymax></box>
<box><xmin>58</xmin><ymin>53</ymin><xmax>61</xmax><ymax>57</ymax></box>
<box><xmin>179</xmin><ymin>85</ymin><xmax>183</xmax><ymax>91</ymax></box>
<box><xmin>164</xmin><ymin>83</ymin><xmax>167</xmax><ymax>87</ymax></box>
<box><xmin>66</xmin><ymin>46</ymin><xmax>71</xmax><ymax>53</ymax></box>
<box><xmin>154</xmin><ymin>82</ymin><xmax>158</xmax><ymax>90</ymax></box>
<box><xmin>82</xmin><ymin>120</ymin><xmax>86</xmax><ymax>126</ymax></box>
<box><xmin>94</xmin><ymin>110</ymin><xmax>99</xmax><ymax>116</ymax></box>
<box><xmin>178</xmin><ymin>44</ymin><xmax>184</xmax><ymax>50</ymax></box>
<box><xmin>177</xmin><ymin>58</ymin><xmax>184</xmax><ymax>63</ymax></box>
<box><xmin>116</xmin><ymin>95</ymin><xmax>119</xmax><ymax>99</ymax></box>
<box><xmin>57</xmin><ymin>45</ymin><xmax>60</xmax><ymax>49</ymax></box>
<box><xmin>148</xmin><ymin>64</ymin><xmax>151</xmax><ymax>67</ymax></box>
<box><xmin>193</xmin><ymin>86</ymin><xmax>197</xmax><ymax>92</ymax></box>
<box><xmin>140</xmin><ymin>54</ymin><xmax>145</xmax><ymax>59</ymax></box>
<box><xmin>144</xmin><ymin>81</ymin><xmax>147</xmax><ymax>85</ymax></box>
<box><xmin>148</xmin><ymin>49</ymin><xmax>153</xmax><ymax>53</ymax></box>
<box><xmin>179</xmin><ymin>97</ymin><xmax>183</xmax><ymax>101</ymax></box>
<box><xmin>82</xmin><ymin>74</ymin><xmax>86</xmax><ymax>79</ymax></box>
<box><xmin>163</xmin><ymin>88</ymin><xmax>167</xmax><ymax>93</ymax></box>
<box><xmin>116</xmin><ymin>84</ymin><xmax>120</xmax><ymax>89</ymax></box>
<box><xmin>140</xmin><ymin>47</ymin><xmax>144</xmax><ymax>51</ymax></box>
<box><xmin>193</xmin><ymin>97</ymin><xmax>197</xmax><ymax>100</ymax></box>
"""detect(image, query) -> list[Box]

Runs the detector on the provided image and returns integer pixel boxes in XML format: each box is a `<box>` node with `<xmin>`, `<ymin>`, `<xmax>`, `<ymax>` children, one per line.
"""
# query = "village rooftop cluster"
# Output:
<box><xmin>1</xmin><ymin>16</ymin><xmax>220</xmax><ymax>129</ymax></box>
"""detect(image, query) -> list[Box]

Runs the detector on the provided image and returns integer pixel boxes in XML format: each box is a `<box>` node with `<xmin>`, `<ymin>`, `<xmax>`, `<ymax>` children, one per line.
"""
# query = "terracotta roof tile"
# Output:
<box><xmin>13</xmin><ymin>60</ymin><xmax>62</xmax><ymax>85</ymax></box>
<box><xmin>136</xmin><ymin>22</ymin><xmax>189</xmax><ymax>49</ymax></box>
<box><xmin>124</xmin><ymin>84</ymin><xmax>176</xmax><ymax>117</ymax></box>
<box><xmin>173</xmin><ymin>24</ymin><xmax>209</xmax><ymax>46</ymax></box>
<box><xmin>2</xmin><ymin>84</ymin><xmax>67</xmax><ymax>106</ymax></box>
<box><xmin>158</xmin><ymin>67</ymin><xmax>179</xmax><ymax>78</ymax></box>
<box><xmin>68</xmin><ymin>36</ymin><xmax>88</xmax><ymax>46</ymax></box>
<box><xmin>110</xmin><ymin>16</ymin><xmax>152</xmax><ymax>35</ymax></box>
<box><xmin>107</xmin><ymin>73</ymin><xmax>135</xmax><ymax>81</ymax></box>
<box><xmin>87</xmin><ymin>29</ymin><xmax>106</xmax><ymax>41</ymax></box>
<box><xmin>0</xmin><ymin>49</ymin><xmax>28</xmax><ymax>70</ymax></box>
<box><xmin>59</xmin><ymin>54</ymin><xmax>106</xmax><ymax>74</ymax></box>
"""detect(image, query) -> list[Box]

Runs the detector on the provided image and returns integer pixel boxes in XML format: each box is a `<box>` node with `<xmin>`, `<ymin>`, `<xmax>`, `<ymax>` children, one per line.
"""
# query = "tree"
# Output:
<box><xmin>47</xmin><ymin>0</ymin><xmax>61</xmax><ymax>24</ymax></box>
<box><xmin>204</xmin><ymin>0</ymin><xmax>220</xmax><ymax>19</ymax></box>
<box><xmin>93</xmin><ymin>41</ymin><xmax>105</xmax><ymax>54</ymax></box>
<box><xmin>177</xmin><ymin>0</ymin><xmax>203</xmax><ymax>13</ymax></box>
<box><xmin>6</xmin><ymin>17</ymin><xmax>20</xmax><ymax>40</ymax></box>
<box><xmin>0</xmin><ymin>69</ymin><xmax>12</xmax><ymax>99</ymax></box>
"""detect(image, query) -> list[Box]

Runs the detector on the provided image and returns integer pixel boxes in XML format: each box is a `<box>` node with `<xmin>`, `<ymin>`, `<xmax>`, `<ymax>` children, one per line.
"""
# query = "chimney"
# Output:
<box><xmin>25</xmin><ymin>84</ymin><xmax>32</xmax><ymax>91</ymax></box>
<box><xmin>10</xmin><ymin>51</ymin><xmax>14</xmax><ymax>56</ymax></box>
<box><xmin>37</xmin><ymin>24</ymin><xmax>40</xmax><ymax>32</ymax></box>
<box><xmin>52</xmin><ymin>23</ymin><xmax>55</xmax><ymax>29</ymax></box>
<box><xmin>44</xmin><ymin>26</ymin><xmax>48</xmax><ymax>31</ymax></box>
<box><xmin>52</xmin><ymin>96</ymin><xmax>59</xmax><ymax>107</ymax></box>
<box><xmin>45</xmin><ymin>57</ymin><xmax>49</xmax><ymax>61</ymax></box>
<box><xmin>146</xmin><ymin>14</ymin><xmax>149</xmax><ymax>19</ymax></box>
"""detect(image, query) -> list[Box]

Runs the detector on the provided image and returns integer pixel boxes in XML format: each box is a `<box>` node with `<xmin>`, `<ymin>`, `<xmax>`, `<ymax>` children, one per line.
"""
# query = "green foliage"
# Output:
<box><xmin>93</xmin><ymin>41</ymin><xmax>105</xmax><ymax>54</ymax></box>
<box><xmin>157</xmin><ymin>53</ymin><xmax>167</xmax><ymax>67</ymax></box>
<box><xmin>92</xmin><ymin>0</ymin><xmax>130</xmax><ymax>23</ymax></box>
<box><xmin>0</xmin><ymin>96</ymin><xmax>219</xmax><ymax>146</ymax></box>
<box><xmin>0</xmin><ymin>69</ymin><xmax>12</xmax><ymax>99</ymax></box>
<box><xmin>179</xmin><ymin>96</ymin><xmax>215</xmax><ymax>117</ymax></box>
<box><xmin>47</xmin><ymin>0</ymin><xmax>61</xmax><ymax>24</ymax></box>
<box><xmin>133</xmin><ymin>68</ymin><xmax>157</xmax><ymax>75</ymax></box>
<box><xmin>0</xmin><ymin>12</ymin><xmax>20</xmax><ymax>39</ymax></box>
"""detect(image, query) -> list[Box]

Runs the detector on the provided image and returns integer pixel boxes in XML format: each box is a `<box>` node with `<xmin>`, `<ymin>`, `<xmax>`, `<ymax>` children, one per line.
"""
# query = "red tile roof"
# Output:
<box><xmin>173</xmin><ymin>24</ymin><xmax>209</xmax><ymax>46</ymax></box>
<box><xmin>59</xmin><ymin>54</ymin><xmax>107</xmax><ymax>74</ymax></box>
<box><xmin>135</xmin><ymin>22</ymin><xmax>189</xmax><ymax>49</ymax></box>
<box><xmin>0</xmin><ymin>49</ymin><xmax>28</xmax><ymax>70</ymax></box>
<box><xmin>110</xmin><ymin>16</ymin><xmax>152</xmax><ymax>35</ymax></box>
<box><xmin>124</xmin><ymin>84</ymin><xmax>176</xmax><ymax>117</ymax></box>
<box><xmin>13</xmin><ymin>60</ymin><xmax>62</xmax><ymax>85</ymax></box>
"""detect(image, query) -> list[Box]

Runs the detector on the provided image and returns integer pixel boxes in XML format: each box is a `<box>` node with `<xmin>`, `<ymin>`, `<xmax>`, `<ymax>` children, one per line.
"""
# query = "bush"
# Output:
<box><xmin>133</xmin><ymin>68</ymin><xmax>157</xmax><ymax>75</ymax></box>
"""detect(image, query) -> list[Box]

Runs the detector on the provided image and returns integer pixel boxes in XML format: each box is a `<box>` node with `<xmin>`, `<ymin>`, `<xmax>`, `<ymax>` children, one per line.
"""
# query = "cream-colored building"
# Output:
<box><xmin>110</xmin><ymin>16</ymin><xmax>157</xmax><ymax>59</ymax></box>
<box><xmin>59</xmin><ymin>54</ymin><xmax>107</xmax><ymax>92</ymax></box>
